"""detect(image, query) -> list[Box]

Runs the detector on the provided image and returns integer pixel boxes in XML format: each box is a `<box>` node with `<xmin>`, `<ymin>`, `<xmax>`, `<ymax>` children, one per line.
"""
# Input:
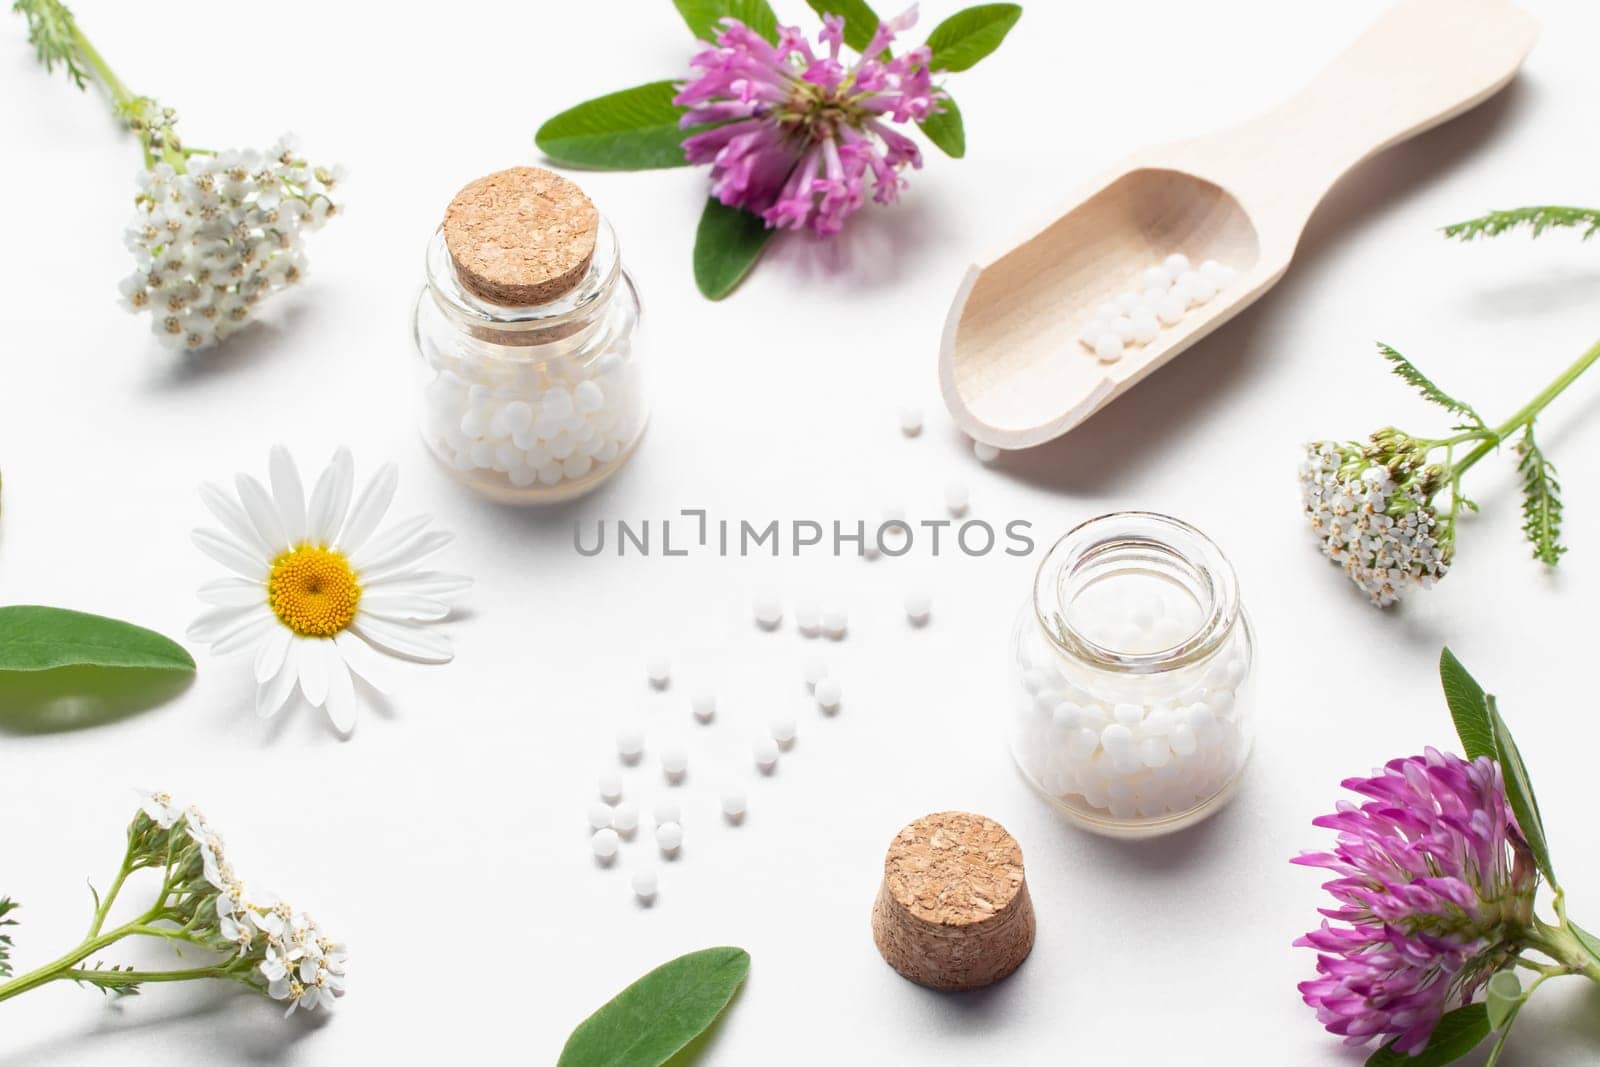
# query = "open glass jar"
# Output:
<box><xmin>1009</xmin><ymin>512</ymin><xmax>1255</xmax><ymax>837</ymax></box>
<box><xmin>411</xmin><ymin>168</ymin><xmax>646</xmax><ymax>504</ymax></box>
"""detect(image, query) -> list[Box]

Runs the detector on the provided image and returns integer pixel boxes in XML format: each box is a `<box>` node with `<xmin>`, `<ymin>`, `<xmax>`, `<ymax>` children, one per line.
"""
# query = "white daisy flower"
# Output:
<box><xmin>188</xmin><ymin>445</ymin><xmax>470</xmax><ymax>733</ymax></box>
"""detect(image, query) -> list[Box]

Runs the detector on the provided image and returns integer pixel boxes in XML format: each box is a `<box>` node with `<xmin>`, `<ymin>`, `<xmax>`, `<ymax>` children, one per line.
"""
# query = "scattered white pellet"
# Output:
<box><xmin>815</xmin><ymin>676</ymin><xmax>843</xmax><ymax>711</ymax></box>
<box><xmin>904</xmin><ymin>591</ymin><xmax>931</xmax><ymax>625</ymax></box>
<box><xmin>770</xmin><ymin>714</ymin><xmax>797</xmax><ymax>747</ymax></box>
<box><xmin>1156</xmin><ymin>293</ymin><xmax>1187</xmax><ymax>325</ymax></box>
<box><xmin>587</xmin><ymin>802</ymin><xmax>615</xmax><ymax>831</ymax></box>
<box><xmin>721</xmin><ymin>789</ymin><xmax>748</xmax><ymax>822</ymax></box>
<box><xmin>655</xmin><ymin>821</ymin><xmax>683</xmax><ymax>855</ymax></box>
<box><xmin>753</xmin><ymin>594</ymin><xmax>783</xmax><ymax>630</ymax></box>
<box><xmin>646</xmin><ymin>658</ymin><xmax>671</xmax><ymax>689</ymax></box>
<box><xmin>591</xmin><ymin>827</ymin><xmax>620</xmax><ymax>863</ymax></box>
<box><xmin>1092</xmin><ymin>331</ymin><xmax>1123</xmax><ymax>362</ymax></box>
<box><xmin>661</xmin><ymin>746</ymin><xmax>688</xmax><ymax>782</ymax></box>
<box><xmin>654</xmin><ymin>800</ymin><xmax>682</xmax><ymax>827</ymax></box>
<box><xmin>899</xmin><ymin>406</ymin><xmax>924</xmax><ymax>436</ymax></box>
<box><xmin>611</xmin><ymin>801</ymin><xmax>640</xmax><ymax>837</ymax></box>
<box><xmin>1130</xmin><ymin>311</ymin><xmax>1159</xmax><ymax>345</ymax></box>
<box><xmin>616</xmin><ymin>727</ymin><xmax>645</xmax><ymax>764</ymax></box>
<box><xmin>944</xmin><ymin>480</ymin><xmax>970</xmax><ymax>515</ymax></box>
<box><xmin>821</xmin><ymin>607</ymin><xmax>848</xmax><ymax>639</ymax></box>
<box><xmin>795</xmin><ymin>604</ymin><xmax>821</xmax><ymax>637</ymax></box>
<box><xmin>597</xmin><ymin>772</ymin><xmax>623</xmax><ymax>804</ymax></box>
<box><xmin>753</xmin><ymin>736</ymin><xmax>780</xmax><ymax>772</ymax></box>
<box><xmin>1162</xmin><ymin>252</ymin><xmax>1191</xmax><ymax>280</ymax></box>
<box><xmin>973</xmin><ymin>440</ymin><xmax>1000</xmax><ymax>463</ymax></box>
<box><xmin>1110</xmin><ymin>316</ymin><xmax>1137</xmax><ymax>344</ymax></box>
<box><xmin>1200</xmin><ymin>259</ymin><xmax>1236</xmax><ymax>286</ymax></box>
<box><xmin>803</xmin><ymin>659</ymin><xmax>828</xmax><ymax>689</ymax></box>
<box><xmin>632</xmin><ymin>868</ymin><xmax>658</xmax><ymax>901</ymax></box>
<box><xmin>690</xmin><ymin>692</ymin><xmax>717</xmax><ymax>724</ymax></box>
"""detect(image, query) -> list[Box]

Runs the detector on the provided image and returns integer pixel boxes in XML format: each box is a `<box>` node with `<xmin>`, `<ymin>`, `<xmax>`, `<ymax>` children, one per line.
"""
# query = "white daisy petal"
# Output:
<box><xmin>337</xmin><ymin>462</ymin><xmax>397</xmax><ymax>554</ymax></box>
<box><xmin>357</xmin><ymin>594</ymin><xmax>450</xmax><ymax>622</ymax></box>
<box><xmin>198</xmin><ymin>577</ymin><xmax>266</xmax><ymax>607</ymax></box>
<box><xmin>348</xmin><ymin>514</ymin><xmax>430</xmax><ymax>571</ymax></box>
<box><xmin>306</xmin><ymin>447</ymin><xmax>354</xmax><ymax>546</ymax></box>
<box><xmin>362</xmin><ymin>570</ymin><xmax>473</xmax><ymax>599</ymax></box>
<box><xmin>323</xmin><ymin>653</ymin><xmax>357</xmax><ymax>734</ymax></box>
<box><xmin>253</xmin><ymin>625</ymin><xmax>292</xmax><ymax>684</ymax></box>
<box><xmin>351</xmin><ymin>616</ymin><xmax>453</xmax><ymax>664</ymax></box>
<box><xmin>235</xmin><ymin>474</ymin><xmax>291</xmax><ymax>553</ymax></box>
<box><xmin>188</xmin><ymin>604</ymin><xmax>262</xmax><ymax>643</ymax></box>
<box><xmin>358</xmin><ymin>531</ymin><xmax>453</xmax><ymax>583</ymax></box>
<box><xmin>257</xmin><ymin>645</ymin><xmax>300</xmax><ymax>719</ymax></box>
<box><xmin>211</xmin><ymin>609</ymin><xmax>278</xmax><ymax>655</ymax></box>
<box><xmin>333</xmin><ymin>631</ymin><xmax>392</xmax><ymax>693</ymax></box>
<box><xmin>269</xmin><ymin>445</ymin><xmax>308</xmax><ymax>545</ymax></box>
<box><xmin>199</xmin><ymin>482</ymin><xmax>274</xmax><ymax>557</ymax></box>
<box><xmin>192</xmin><ymin>529</ymin><xmax>270</xmax><ymax>580</ymax></box>
<box><xmin>297</xmin><ymin>637</ymin><xmax>331</xmax><ymax>708</ymax></box>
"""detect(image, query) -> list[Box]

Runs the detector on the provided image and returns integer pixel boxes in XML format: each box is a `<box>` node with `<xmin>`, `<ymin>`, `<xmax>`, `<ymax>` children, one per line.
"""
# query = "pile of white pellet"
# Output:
<box><xmin>1078</xmin><ymin>254</ymin><xmax>1238</xmax><ymax>364</ymax></box>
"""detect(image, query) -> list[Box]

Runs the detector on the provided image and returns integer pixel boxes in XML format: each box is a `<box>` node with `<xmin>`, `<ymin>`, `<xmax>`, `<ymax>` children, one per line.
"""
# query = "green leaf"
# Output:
<box><xmin>1443</xmin><ymin>206</ymin><xmax>1600</xmax><ymax>242</ymax></box>
<box><xmin>557</xmin><ymin>946</ymin><xmax>750</xmax><ymax>1067</ymax></box>
<box><xmin>1439</xmin><ymin>648</ymin><xmax>1493</xmax><ymax>761</ymax></box>
<box><xmin>1515</xmin><ymin>425</ymin><xmax>1565</xmax><ymax>566</ymax></box>
<box><xmin>693</xmin><ymin>198</ymin><xmax>772</xmax><ymax>300</ymax></box>
<box><xmin>0</xmin><ymin>606</ymin><xmax>194</xmax><ymax>674</ymax></box>
<box><xmin>804</xmin><ymin>0</ymin><xmax>883</xmax><ymax>52</ymax></box>
<box><xmin>1365</xmin><ymin>1004</ymin><xmax>1491</xmax><ymax>1067</ymax></box>
<box><xmin>1377</xmin><ymin>343</ymin><xmax>1484</xmax><ymax>428</ymax></box>
<box><xmin>0</xmin><ymin>897</ymin><xmax>19</xmax><ymax>979</ymax></box>
<box><xmin>1485</xmin><ymin>970</ymin><xmax>1521</xmax><ymax>1030</ymax></box>
<box><xmin>924</xmin><ymin>4</ymin><xmax>1023</xmax><ymax>72</ymax></box>
<box><xmin>1486</xmin><ymin>694</ymin><xmax>1555</xmax><ymax>885</ymax></box>
<box><xmin>1569</xmin><ymin>921</ymin><xmax>1600</xmax><ymax>967</ymax></box>
<box><xmin>672</xmin><ymin>0</ymin><xmax>779</xmax><ymax>44</ymax></box>
<box><xmin>536</xmin><ymin>82</ymin><xmax>691</xmax><ymax>171</ymax></box>
<box><xmin>919</xmin><ymin>95</ymin><xmax>965</xmax><ymax>158</ymax></box>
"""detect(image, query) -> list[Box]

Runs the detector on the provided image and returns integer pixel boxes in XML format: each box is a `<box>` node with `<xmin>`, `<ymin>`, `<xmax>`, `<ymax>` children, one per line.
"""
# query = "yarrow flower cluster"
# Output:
<box><xmin>1298</xmin><ymin>435</ymin><xmax>1451</xmax><ymax>606</ymax></box>
<box><xmin>16</xmin><ymin>0</ymin><xmax>340</xmax><ymax>350</ymax></box>
<box><xmin>1294</xmin><ymin>749</ymin><xmax>1534</xmax><ymax>1054</ymax></box>
<box><xmin>676</xmin><ymin>9</ymin><xmax>941</xmax><ymax>236</ymax></box>
<box><xmin>0</xmin><ymin>790</ymin><xmax>347</xmax><ymax>1016</ymax></box>
<box><xmin>119</xmin><ymin>139</ymin><xmax>340</xmax><ymax>350</ymax></box>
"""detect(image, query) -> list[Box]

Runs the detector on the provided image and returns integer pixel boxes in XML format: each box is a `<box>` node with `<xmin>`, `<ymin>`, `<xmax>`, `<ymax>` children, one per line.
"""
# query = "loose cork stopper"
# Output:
<box><xmin>443</xmin><ymin>166</ymin><xmax>598</xmax><ymax>306</ymax></box>
<box><xmin>871</xmin><ymin>811</ymin><xmax>1035</xmax><ymax>992</ymax></box>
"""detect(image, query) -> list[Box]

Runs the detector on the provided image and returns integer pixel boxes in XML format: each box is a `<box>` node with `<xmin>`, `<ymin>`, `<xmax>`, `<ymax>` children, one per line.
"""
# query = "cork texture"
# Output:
<box><xmin>871</xmin><ymin>811</ymin><xmax>1035</xmax><ymax>992</ymax></box>
<box><xmin>443</xmin><ymin>166</ymin><xmax>598</xmax><ymax>307</ymax></box>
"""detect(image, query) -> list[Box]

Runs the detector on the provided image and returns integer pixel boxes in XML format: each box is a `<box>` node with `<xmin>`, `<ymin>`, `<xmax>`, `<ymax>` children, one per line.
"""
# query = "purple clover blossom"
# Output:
<box><xmin>1293</xmin><ymin>748</ymin><xmax>1537</xmax><ymax>1055</ymax></box>
<box><xmin>674</xmin><ymin>7</ymin><xmax>943</xmax><ymax>237</ymax></box>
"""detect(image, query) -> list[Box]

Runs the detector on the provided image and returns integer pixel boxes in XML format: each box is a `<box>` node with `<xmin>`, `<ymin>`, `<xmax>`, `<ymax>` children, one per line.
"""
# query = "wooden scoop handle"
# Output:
<box><xmin>1176</xmin><ymin>0</ymin><xmax>1538</xmax><ymax>253</ymax></box>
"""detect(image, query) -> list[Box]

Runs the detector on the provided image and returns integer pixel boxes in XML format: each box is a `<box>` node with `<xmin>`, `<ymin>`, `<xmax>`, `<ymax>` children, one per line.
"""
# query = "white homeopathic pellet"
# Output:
<box><xmin>904</xmin><ymin>590</ymin><xmax>932</xmax><ymax>624</ymax></box>
<box><xmin>803</xmin><ymin>659</ymin><xmax>828</xmax><ymax>689</ymax></box>
<box><xmin>944</xmin><ymin>481</ymin><xmax>970</xmax><ymax>515</ymax></box>
<box><xmin>973</xmin><ymin>440</ymin><xmax>1000</xmax><ymax>463</ymax></box>
<box><xmin>587</xmin><ymin>801</ymin><xmax>615</xmax><ymax>831</ymax></box>
<box><xmin>597</xmin><ymin>772</ymin><xmax>623</xmax><ymax>804</ymax></box>
<box><xmin>611</xmin><ymin>801</ymin><xmax>640</xmax><ymax>836</ymax></box>
<box><xmin>655</xmin><ymin>821</ymin><xmax>683</xmax><ymax>855</ymax></box>
<box><xmin>815</xmin><ymin>676</ymin><xmax>843</xmax><ymax>710</ymax></box>
<box><xmin>616</xmin><ymin>727</ymin><xmax>645</xmax><ymax>763</ymax></box>
<box><xmin>690</xmin><ymin>692</ymin><xmax>717</xmax><ymax>723</ymax></box>
<box><xmin>646</xmin><ymin>658</ymin><xmax>671</xmax><ymax>688</ymax></box>
<box><xmin>653</xmin><ymin>800</ymin><xmax>682</xmax><ymax>826</ymax></box>
<box><xmin>899</xmin><ymin>406</ymin><xmax>924</xmax><ymax>436</ymax></box>
<box><xmin>753</xmin><ymin>593</ymin><xmax>783</xmax><ymax>630</ymax></box>
<box><xmin>721</xmin><ymin>788</ymin><xmax>748</xmax><ymax>822</ymax></box>
<box><xmin>1092</xmin><ymin>331</ymin><xmax>1123</xmax><ymax>362</ymax></box>
<box><xmin>795</xmin><ymin>603</ymin><xmax>820</xmax><ymax>636</ymax></box>
<box><xmin>753</xmin><ymin>736</ymin><xmax>780</xmax><ymax>772</ymax></box>
<box><xmin>821</xmin><ymin>607</ymin><xmax>848</xmax><ymax>639</ymax></box>
<box><xmin>591</xmin><ymin>827</ymin><xmax>620</xmax><ymax>863</ymax></box>
<box><xmin>660</xmin><ymin>746</ymin><xmax>688</xmax><ymax>782</ymax></box>
<box><xmin>632</xmin><ymin>868</ymin><xmax>658</xmax><ymax>901</ymax></box>
<box><xmin>770</xmin><ymin>714</ymin><xmax>797</xmax><ymax>746</ymax></box>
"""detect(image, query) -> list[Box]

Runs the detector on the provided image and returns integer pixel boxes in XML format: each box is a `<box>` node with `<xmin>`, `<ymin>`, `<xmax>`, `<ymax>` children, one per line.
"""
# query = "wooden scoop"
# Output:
<box><xmin>939</xmin><ymin>0</ymin><xmax>1538</xmax><ymax>450</ymax></box>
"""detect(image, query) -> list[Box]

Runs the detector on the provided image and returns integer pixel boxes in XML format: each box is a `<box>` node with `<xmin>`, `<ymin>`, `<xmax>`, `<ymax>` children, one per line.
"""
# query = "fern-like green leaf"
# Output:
<box><xmin>1377</xmin><ymin>343</ymin><xmax>1485</xmax><ymax>427</ymax></box>
<box><xmin>1516</xmin><ymin>424</ymin><xmax>1565</xmax><ymax>566</ymax></box>
<box><xmin>0</xmin><ymin>897</ymin><xmax>19</xmax><ymax>979</ymax></box>
<box><xmin>12</xmin><ymin>0</ymin><xmax>89</xmax><ymax>89</ymax></box>
<box><xmin>1443</xmin><ymin>206</ymin><xmax>1600</xmax><ymax>242</ymax></box>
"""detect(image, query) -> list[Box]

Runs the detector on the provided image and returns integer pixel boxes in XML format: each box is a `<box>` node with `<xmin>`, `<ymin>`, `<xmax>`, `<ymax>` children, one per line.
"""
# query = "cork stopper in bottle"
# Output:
<box><xmin>442</xmin><ymin>166</ymin><xmax>599</xmax><ymax>307</ymax></box>
<box><xmin>871</xmin><ymin>811</ymin><xmax>1036</xmax><ymax>992</ymax></box>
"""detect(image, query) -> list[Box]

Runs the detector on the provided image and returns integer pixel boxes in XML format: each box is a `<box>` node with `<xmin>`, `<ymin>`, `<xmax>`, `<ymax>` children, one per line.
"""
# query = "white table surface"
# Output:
<box><xmin>3</xmin><ymin>0</ymin><xmax>1599</xmax><ymax>1063</ymax></box>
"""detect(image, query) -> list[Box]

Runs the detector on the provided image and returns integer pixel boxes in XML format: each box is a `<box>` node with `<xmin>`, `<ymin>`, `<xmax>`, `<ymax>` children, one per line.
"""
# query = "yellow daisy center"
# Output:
<box><xmin>267</xmin><ymin>546</ymin><xmax>360</xmax><ymax>638</ymax></box>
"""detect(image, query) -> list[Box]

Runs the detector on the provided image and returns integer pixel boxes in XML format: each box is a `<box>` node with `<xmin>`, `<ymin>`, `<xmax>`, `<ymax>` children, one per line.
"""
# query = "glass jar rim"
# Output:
<box><xmin>1032</xmin><ymin>511</ymin><xmax>1240</xmax><ymax>673</ymax></box>
<box><xmin>422</xmin><ymin>217</ymin><xmax>620</xmax><ymax>339</ymax></box>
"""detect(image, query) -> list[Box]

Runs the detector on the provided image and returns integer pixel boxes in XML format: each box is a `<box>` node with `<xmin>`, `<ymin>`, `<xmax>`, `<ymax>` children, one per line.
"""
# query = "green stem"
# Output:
<box><xmin>60</xmin><ymin>965</ymin><xmax>244</xmax><ymax>987</ymax></box>
<box><xmin>0</xmin><ymin>913</ymin><xmax>153</xmax><ymax>1003</ymax></box>
<box><xmin>1524</xmin><ymin>916</ymin><xmax>1600</xmax><ymax>984</ymax></box>
<box><xmin>67</xmin><ymin>24</ymin><xmax>135</xmax><ymax>109</ymax></box>
<box><xmin>1451</xmin><ymin>337</ymin><xmax>1600</xmax><ymax>481</ymax></box>
<box><xmin>86</xmin><ymin>842</ymin><xmax>136</xmax><ymax>938</ymax></box>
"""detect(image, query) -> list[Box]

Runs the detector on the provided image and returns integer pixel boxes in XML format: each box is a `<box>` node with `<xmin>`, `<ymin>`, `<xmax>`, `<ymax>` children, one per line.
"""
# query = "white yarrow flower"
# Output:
<box><xmin>188</xmin><ymin>445</ymin><xmax>470</xmax><ymax>733</ymax></box>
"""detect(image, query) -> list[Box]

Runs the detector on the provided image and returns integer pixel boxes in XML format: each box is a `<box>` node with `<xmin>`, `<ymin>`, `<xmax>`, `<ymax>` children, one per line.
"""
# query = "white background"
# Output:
<box><xmin>2</xmin><ymin>0</ymin><xmax>1599</xmax><ymax>1063</ymax></box>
